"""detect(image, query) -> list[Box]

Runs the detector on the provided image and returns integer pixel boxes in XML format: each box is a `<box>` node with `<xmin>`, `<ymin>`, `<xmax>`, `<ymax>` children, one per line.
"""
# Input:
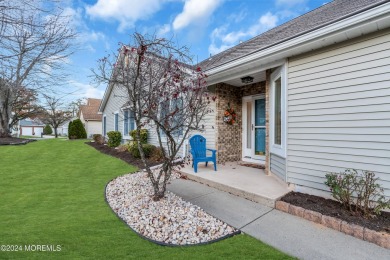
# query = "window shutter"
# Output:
<box><xmin>124</xmin><ymin>110</ymin><xmax>129</xmax><ymax>135</ymax></box>
<box><xmin>130</xmin><ymin>111</ymin><xmax>135</xmax><ymax>131</ymax></box>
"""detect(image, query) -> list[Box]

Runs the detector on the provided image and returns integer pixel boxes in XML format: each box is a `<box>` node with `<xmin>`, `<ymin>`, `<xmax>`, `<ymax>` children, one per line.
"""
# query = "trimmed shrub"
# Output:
<box><xmin>130</xmin><ymin>129</ymin><xmax>148</xmax><ymax>144</ymax></box>
<box><xmin>129</xmin><ymin>143</ymin><xmax>155</xmax><ymax>158</ymax></box>
<box><xmin>43</xmin><ymin>124</ymin><xmax>52</xmax><ymax>135</ymax></box>
<box><xmin>70</xmin><ymin>119</ymin><xmax>87</xmax><ymax>139</ymax></box>
<box><xmin>107</xmin><ymin>131</ymin><xmax>122</xmax><ymax>147</ymax></box>
<box><xmin>93</xmin><ymin>134</ymin><xmax>104</xmax><ymax>144</ymax></box>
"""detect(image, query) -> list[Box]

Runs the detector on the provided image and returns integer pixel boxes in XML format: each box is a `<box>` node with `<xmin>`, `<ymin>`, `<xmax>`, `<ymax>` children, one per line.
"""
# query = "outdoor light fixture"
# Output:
<box><xmin>241</xmin><ymin>76</ymin><xmax>254</xmax><ymax>84</ymax></box>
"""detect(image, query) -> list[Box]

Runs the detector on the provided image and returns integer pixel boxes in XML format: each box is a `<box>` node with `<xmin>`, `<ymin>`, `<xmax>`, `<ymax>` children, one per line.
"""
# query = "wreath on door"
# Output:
<box><xmin>223</xmin><ymin>103</ymin><xmax>236</xmax><ymax>125</ymax></box>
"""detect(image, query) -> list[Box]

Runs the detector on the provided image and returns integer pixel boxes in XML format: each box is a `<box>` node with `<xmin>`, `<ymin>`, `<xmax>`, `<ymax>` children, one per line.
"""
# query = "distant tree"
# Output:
<box><xmin>0</xmin><ymin>0</ymin><xmax>77</xmax><ymax>137</ymax></box>
<box><xmin>40</xmin><ymin>95</ymin><xmax>72</xmax><ymax>138</ymax></box>
<box><xmin>43</xmin><ymin>124</ymin><xmax>52</xmax><ymax>135</ymax></box>
<box><xmin>93</xmin><ymin>33</ymin><xmax>212</xmax><ymax>200</ymax></box>
<box><xmin>68</xmin><ymin>98</ymin><xmax>86</xmax><ymax>117</ymax></box>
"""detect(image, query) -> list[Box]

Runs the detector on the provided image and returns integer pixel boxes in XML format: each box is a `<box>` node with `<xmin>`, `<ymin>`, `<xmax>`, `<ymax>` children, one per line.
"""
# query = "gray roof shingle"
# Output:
<box><xmin>199</xmin><ymin>0</ymin><xmax>388</xmax><ymax>71</ymax></box>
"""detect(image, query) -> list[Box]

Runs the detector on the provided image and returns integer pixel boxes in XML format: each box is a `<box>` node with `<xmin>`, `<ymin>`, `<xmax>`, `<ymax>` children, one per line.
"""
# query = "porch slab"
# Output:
<box><xmin>177</xmin><ymin>162</ymin><xmax>291</xmax><ymax>208</ymax></box>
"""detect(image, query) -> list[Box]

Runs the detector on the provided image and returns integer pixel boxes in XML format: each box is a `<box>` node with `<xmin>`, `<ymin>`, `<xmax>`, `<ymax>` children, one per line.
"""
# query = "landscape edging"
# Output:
<box><xmin>275</xmin><ymin>201</ymin><xmax>390</xmax><ymax>249</ymax></box>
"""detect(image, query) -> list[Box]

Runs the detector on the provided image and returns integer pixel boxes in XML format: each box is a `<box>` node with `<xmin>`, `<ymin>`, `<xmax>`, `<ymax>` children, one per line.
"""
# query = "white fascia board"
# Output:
<box><xmin>205</xmin><ymin>3</ymin><xmax>390</xmax><ymax>79</ymax></box>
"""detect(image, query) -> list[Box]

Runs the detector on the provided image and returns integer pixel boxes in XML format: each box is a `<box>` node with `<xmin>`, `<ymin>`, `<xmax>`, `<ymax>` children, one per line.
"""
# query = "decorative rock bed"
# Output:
<box><xmin>105</xmin><ymin>171</ymin><xmax>239</xmax><ymax>246</ymax></box>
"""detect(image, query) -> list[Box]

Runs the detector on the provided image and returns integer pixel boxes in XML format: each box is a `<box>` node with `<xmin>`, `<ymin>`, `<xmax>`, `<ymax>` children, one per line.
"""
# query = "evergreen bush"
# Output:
<box><xmin>68</xmin><ymin>121</ymin><xmax>75</xmax><ymax>139</ymax></box>
<box><xmin>69</xmin><ymin>119</ymin><xmax>87</xmax><ymax>139</ymax></box>
<box><xmin>43</xmin><ymin>124</ymin><xmax>52</xmax><ymax>135</ymax></box>
<box><xmin>107</xmin><ymin>131</ymin><xmax>122</xmax><ymax>147</ymax></box>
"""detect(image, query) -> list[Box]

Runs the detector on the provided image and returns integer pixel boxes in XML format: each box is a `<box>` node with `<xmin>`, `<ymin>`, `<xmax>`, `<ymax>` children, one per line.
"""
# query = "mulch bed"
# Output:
<box><xmin>281</xmin><ymin>192</ymin><xmax>390</xmax><ymax>233</ymax></box>
<box><xmin>86</xmin><ymin>142</ymin><xmax>162</xmax><ymax>169</ymax></box>
<box><xmin>0</xmin><ymin>137</ymin><xmax>37</xmax><ymax>145</ymax></box>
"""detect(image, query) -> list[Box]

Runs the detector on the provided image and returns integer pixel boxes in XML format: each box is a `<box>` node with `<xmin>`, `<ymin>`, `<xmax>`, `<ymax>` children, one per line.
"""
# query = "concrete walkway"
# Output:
<box><xmin>167</xmin><ymin>179</ymin><xmax>390</xmax><ymax>260</ymax></box>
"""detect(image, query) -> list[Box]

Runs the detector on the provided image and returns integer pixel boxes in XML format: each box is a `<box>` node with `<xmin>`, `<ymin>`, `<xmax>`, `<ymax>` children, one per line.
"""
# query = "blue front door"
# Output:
<box><xmin>254</xmin><ymin>98</ymin><xmax>266</xmax><ymax>157</ymax></box>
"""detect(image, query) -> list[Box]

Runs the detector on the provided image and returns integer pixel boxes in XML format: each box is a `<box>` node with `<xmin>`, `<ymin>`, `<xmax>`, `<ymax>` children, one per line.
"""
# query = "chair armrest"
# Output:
<box><xmin>207</xmin><ymin>149</ymin><xmax>217</xmax><ymax>155</ymax></box>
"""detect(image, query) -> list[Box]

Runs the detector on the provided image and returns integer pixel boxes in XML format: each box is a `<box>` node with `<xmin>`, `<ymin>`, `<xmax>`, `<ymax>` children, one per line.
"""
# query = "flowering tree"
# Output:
<box><xmin>93</xmin><ymin>33</ymin><xmax>213</xmax><ymax>200</ymax></box>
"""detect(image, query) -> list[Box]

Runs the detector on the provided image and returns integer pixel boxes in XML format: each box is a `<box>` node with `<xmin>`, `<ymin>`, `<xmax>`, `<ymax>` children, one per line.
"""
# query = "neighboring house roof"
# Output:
<box><xmin>80</xmin><ymin>98</ymin><xmax>102</xmax><ymax>121</ymax></box>
<box><xmin>199</xmin><ymin>0</ymin><xmax>388</xmax><ymax>71</ymax></box>
<box><xmin>20</xmin><ymin>118</ymin><xmax>44</xmax><ymax>126</ymax></box>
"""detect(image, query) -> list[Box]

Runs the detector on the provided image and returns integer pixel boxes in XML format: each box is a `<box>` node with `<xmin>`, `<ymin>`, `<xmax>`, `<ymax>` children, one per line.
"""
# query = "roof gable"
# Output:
<box><xmin>199</xmin><ymin>0</ymin><xmax>387</xmax><ymax>71</ymax></box>
<box><xmin>80</xmin><ymin>98</ymin><xmax>102</xmax><ymax>121</ymax></box>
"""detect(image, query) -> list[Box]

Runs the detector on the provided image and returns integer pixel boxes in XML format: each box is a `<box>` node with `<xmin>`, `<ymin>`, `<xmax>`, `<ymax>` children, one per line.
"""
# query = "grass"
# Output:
<box><xmin>0</xmin><ymin>139</ymin><xmax>293</xmax><ymax>259</ymax></box>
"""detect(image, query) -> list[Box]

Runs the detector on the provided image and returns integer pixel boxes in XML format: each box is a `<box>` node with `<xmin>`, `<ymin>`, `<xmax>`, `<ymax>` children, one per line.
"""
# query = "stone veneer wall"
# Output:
<box><xmin>214</xmin><ymin>80</ymin><xmax>266</xmax><ymax>164</ymax></box>
<box><xmin>215</xmin><ymin>83</ymin><xmax>242</xmax><ymax>163</ymax></box>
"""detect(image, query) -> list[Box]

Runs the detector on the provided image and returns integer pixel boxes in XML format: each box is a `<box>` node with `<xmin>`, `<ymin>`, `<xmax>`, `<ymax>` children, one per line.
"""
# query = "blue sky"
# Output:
<box><xmin>64</xmin><ymin>0</ymin><xmax>327</xmax><ymax>102</ymax></box>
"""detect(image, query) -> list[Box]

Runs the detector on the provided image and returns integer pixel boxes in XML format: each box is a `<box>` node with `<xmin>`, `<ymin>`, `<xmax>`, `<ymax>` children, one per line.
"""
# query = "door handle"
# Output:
<box><xmin>252</xmin><ymin>124</ymin><xmax>254</xmax><ymax>131</ymax></box>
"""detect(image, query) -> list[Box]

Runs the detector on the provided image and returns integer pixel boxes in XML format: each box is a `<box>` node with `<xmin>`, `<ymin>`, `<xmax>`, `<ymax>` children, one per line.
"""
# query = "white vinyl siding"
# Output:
<box><xmin>85</xmin><ymin>121</ymin><xmax>102</xmax><ymax>138</ymax></box>
<box><xmin>287</xmin><ymin>30</ymin><xmax>390</xmax><ymax>196</ymax></box>
<box><xmin>189</xmin><ymin>93</ymin><xmax>217</xmax><ymax>150</ymax></box>
<box><xmin>270</xmin><ymin>153</ymin><xmax>286</xmax><ymax>181</ymax></box>
<box><xmin>102</xmin><ymin>84</ymin><xmax>128</xmax><ymax>135</ymax></box>
<box><xmin>102</xmin><ymin>84</ymin><xmax>216</xmax><ymax>156</ymax></box>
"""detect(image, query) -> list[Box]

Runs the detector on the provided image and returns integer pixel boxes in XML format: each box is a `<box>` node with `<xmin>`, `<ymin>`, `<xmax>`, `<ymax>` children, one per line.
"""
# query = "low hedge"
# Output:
<box><xmin>107</xmin><ymin>131</ymin><xmax>122</xmax><ymax>147</ymax></box>
<box><xmin>128</xmin><ymin>143</ymin><xmax>155</xmax><ymax>158</ymax></box>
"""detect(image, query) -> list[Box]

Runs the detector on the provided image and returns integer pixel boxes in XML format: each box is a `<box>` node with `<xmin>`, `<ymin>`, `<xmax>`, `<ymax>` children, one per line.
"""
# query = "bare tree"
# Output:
<box><xmin>0</xmin><ymin>0</ymin><xmax>77</xmax><ymax>137</ymax></box>
<box><xmin>39</xmin><ymin>94</ymin><xmax>72</xmax><ymax>138</ymax></box>
<box><xmin>68</xmin><ymin>98</ymin><xmax>86</xmax><ymax>117</ymax></box>
<box><xmin>93</xmin><ymin>33</ymin><xmax>213</xmax><ymax>200</ymax></box>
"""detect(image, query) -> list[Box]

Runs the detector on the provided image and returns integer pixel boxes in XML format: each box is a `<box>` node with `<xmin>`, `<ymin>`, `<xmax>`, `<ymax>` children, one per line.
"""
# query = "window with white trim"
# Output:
<box><xmin>123</xmin><ymin>109</ymin><xmax>135</xmax><ymax>136</ymax></box>
<box><xmin>114</xmin><ymin>113</ymin><xmax>119</xmax><ymax>131</ymax></box>
<box><xmin>159</xmin><ymin>98</ymin><xmax>184</xmax><ymax>137</ymax></box>
<box><xmin>270</xmin><ymin>64</ymin><xmax>287</xmax><ymax>158</ymax></box>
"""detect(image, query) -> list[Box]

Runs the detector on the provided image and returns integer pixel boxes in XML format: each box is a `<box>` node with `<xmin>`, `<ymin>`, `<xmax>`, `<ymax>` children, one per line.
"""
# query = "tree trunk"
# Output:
<box><xmin>0</xmin><ymin>84</ymin><xmax>12</xmax><ymax>138</ymax></box>
<box><xmin>54</xmin><ymin>127</ymin><xmax>58</xmax><ymax>138</ymax></box>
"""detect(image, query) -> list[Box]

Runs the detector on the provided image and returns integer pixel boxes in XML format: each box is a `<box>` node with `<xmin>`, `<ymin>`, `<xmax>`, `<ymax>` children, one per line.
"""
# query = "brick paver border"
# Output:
<box><xmin>275</xmin><ymin>201</ymin><xmax>390</xmax><ymax>249</ymax></box>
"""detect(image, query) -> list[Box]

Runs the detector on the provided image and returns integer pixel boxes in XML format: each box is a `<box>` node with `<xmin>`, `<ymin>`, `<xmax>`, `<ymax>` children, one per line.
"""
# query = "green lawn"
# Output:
<box><xmin>0</xmin><ymin>139</ymin><xmax>293</xmax><ymax>259</ymax></box>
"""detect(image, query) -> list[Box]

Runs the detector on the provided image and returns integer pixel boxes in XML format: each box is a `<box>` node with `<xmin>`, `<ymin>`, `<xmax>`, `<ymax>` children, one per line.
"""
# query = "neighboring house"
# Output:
<box><xmin>79</xmin><ymin>98</ymin><xmax>102</xmax><ymax>138</ymax></box>
<box><xmin>19</xmin><ymin>118</ymin><xmax>45</xmax><ymax>136</ymax></box>
<box><xmin>100</xmin><ymin>0</ymin><xmax>390</xmax><ymax>197</ymax></box>
<box><xmin>56</xmin><ymin>118</ymin><xmax>75</xmax><ymax>136</ymax></box>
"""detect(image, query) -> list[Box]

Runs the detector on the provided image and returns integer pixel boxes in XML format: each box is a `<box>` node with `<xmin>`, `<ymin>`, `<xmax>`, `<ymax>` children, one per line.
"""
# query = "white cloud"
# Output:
<box><xmin>157</xmin><ymin>24</ymin><xmax>171</xmax><ymax>37</ymax></box>
<box><xmin>275</xmin><ymin>0</ymin><xmax>307</xmax><ymax>7</ymax></box>
<box><xmin>86</xmin><ymin>0</ymin><xmax>166</xmax><ymax>32</ymax></box>
<box><xmin>68</xmin><ymin>80</ymin><xmax>105</xmax><ymax>99</ymax></box>
<box><xmin>209</xmin><ymin>12</ymin><xmax>278</xmax><ymax>55</ymax></box>
<box><xmin>228</xmin><ymin>9</ymin><xmax>247</xmax><ymax>23</ymax></box>
<box><xmin>62</xmin><ymin>7</ymin><xmax>109</xmax><ymax>51</ymax></box>
<box><xmin>173</xmin><ymin>0</ymin><xmax>222</xmax><ymax>30</ymax></box>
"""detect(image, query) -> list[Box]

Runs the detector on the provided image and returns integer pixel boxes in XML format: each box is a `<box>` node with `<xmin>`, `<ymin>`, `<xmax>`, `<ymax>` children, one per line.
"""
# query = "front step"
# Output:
<box><xmin>177</xmin><ymin>163</ymin><xmax>290</xmax><ymax>208</ymax></box>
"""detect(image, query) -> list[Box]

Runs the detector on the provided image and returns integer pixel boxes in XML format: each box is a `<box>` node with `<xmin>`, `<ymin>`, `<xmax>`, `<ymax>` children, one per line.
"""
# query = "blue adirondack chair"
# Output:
<box><xmin>189</xmin><ymin>135</ymin><xmax>217</xmax><ymax>173</ymax></box>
